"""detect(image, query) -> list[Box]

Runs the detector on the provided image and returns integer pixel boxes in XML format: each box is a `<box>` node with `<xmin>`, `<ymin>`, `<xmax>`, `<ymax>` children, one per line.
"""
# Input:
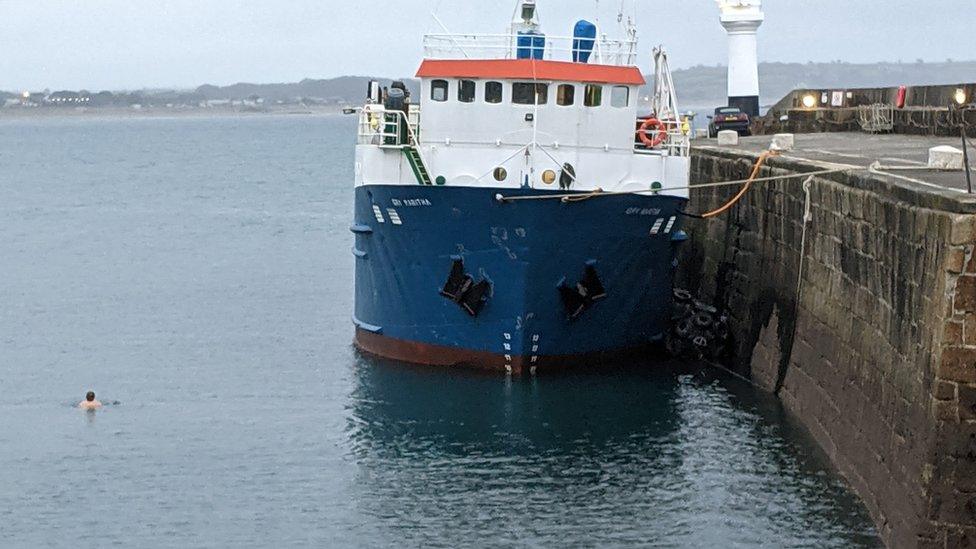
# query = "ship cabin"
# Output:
<box><xmin>355</xmin><ymin>22</ymin><xmax>689</xmax><ymax>196</ymax></box>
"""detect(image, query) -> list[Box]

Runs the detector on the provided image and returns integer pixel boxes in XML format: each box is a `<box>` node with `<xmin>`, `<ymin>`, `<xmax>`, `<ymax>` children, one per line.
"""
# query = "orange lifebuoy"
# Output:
<box><xmin>638</xmin><ymin>118</ymin><xmax>668</xmax><ymax>148</ymax></box>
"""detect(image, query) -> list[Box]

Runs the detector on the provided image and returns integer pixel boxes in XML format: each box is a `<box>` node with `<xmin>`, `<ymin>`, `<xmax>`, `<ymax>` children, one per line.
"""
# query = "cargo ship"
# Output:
<box><xmin>351</xmin><ymin>1</ymin><xmax>690</xmax><ymax>374</ymax></box>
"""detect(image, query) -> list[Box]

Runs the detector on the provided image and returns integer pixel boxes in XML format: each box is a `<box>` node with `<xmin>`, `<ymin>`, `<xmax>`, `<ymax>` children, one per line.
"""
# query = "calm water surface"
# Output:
<box><xmin>0</xmin><ymin>115</ymin><xmax>880</xmax><ymax>547</ymax></box>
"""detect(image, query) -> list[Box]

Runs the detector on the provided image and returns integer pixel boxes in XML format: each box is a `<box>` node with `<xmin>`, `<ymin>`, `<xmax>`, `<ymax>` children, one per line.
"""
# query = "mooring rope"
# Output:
<box><xmin>692</xmin><ymin>150</ymin><xmax>778</xmax><ymax>219</ymax></box>
<box><xmin>796</xmin><ymin>175</ymin><xmax>816</xmax><ymax>305</ymax></box>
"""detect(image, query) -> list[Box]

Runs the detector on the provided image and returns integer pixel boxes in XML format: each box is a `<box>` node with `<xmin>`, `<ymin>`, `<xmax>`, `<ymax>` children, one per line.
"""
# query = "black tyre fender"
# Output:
<box><xmin>665</xmin><ymin>336</ymin><xmax>684</xmax><ymax>357</ymax></box>
<box><xmin>694</xmin><ymin>312</ymin><xmax>714</xmax><ymax>328</ymax></box>
<box><xmin>673</xmin><ymin>288</ymin><xmax>693</xmax><ymax>303</ymax></box>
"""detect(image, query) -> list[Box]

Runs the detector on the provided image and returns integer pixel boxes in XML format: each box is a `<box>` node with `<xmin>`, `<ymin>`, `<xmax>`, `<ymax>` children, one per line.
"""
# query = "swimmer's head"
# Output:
<box><xmin>86</xmin><ymin>391</ymin><xmax>95</xmax><ymax>402</ymax></box>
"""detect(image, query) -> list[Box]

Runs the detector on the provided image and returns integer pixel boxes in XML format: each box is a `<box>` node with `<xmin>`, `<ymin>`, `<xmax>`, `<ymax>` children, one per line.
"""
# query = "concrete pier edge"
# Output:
<box><xmin>681</xmin><ymin>143</ymin><xmax>976</xmax><ymax>548</ymax></box>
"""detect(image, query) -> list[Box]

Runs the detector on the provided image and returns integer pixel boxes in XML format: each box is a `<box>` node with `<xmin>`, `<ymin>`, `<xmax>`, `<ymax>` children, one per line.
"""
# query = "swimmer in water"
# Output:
<box><xmin>78</xmin><ymin>391</ymin><xmax>102</xmax><ymax>411</ymax></box>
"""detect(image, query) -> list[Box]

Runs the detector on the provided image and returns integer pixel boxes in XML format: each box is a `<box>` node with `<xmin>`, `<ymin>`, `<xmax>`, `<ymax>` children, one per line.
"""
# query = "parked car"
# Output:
<box><xmin>708</xmin><ymin>106</ymin><xmax>751</xmax><ymax>137</ymax></box>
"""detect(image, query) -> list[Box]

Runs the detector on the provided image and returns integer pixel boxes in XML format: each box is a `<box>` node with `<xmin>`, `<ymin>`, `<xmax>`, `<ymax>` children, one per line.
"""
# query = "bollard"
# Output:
<box><xmin>770</xmin><ymin>133</ymin><xmax>795</xmax><ymax>151</ymax></box>
<box><xmin>717</xmin><ymin>130</ymin><xmax>739</xmax><ymax>146</ymax></box>
<box><xmin>928</xmin><ymin>145</ymin><xmax>965</xmax><ymax>171</ymax></box>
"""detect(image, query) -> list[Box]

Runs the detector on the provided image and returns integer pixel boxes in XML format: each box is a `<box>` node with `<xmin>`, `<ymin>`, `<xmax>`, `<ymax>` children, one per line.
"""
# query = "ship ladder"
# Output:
<box><xmin>403</xmin><ymin>146</ymin><xmax>433</xmax><ymax>186</ymax></box>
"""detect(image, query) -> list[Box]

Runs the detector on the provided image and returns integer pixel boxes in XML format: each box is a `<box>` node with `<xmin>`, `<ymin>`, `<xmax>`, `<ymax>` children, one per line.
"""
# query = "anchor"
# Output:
<box><xmin>557</xmin><ymin>262</ymin><xmax>607</xmax><ymax>320</ymax></box>
<box><xmin>440</xmin><ymin>258</ymin><xmax>492</xmax><ymax>317</ymax></box>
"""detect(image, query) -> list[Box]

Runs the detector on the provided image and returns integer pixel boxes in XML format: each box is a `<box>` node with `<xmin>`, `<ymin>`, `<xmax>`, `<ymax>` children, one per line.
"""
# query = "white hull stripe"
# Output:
<box><xmin>664</xmin><ymin>216</ymin><xmax>676</xmax><ymax>234</ymax></box>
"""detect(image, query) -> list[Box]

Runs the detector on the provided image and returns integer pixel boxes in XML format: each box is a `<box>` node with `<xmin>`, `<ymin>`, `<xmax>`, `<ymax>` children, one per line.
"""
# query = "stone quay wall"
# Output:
<box><xmin>679</xmin><ymin>146</ymin><xmax>976</xmax><ymax>548</ymax></box>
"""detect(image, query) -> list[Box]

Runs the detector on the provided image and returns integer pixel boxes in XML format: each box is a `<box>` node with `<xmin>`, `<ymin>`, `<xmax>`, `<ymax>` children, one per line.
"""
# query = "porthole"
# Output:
<box><xmin>493</xmin><ymin>167</ymin><xmax>508</xmax><ymax>182</ymax></box>
<box><xmin>542</xmin><ymin>170</ymin><xmax>556</xmax><ymax>185</ymax></box>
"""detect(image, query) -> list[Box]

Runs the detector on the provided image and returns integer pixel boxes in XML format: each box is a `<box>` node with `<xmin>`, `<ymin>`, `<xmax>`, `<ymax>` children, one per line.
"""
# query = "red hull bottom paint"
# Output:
<box><xmin>355</xmin><ymin>328</ymin><xmax>657</xmax><ymax>375</ymax></box>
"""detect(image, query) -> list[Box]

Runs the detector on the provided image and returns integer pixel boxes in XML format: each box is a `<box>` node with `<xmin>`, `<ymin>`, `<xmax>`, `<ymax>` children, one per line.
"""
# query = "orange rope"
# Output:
<box><xmin>699</xmin><ymin>150</ymin><xmax>779</xmax><ymax>219</ymax></box>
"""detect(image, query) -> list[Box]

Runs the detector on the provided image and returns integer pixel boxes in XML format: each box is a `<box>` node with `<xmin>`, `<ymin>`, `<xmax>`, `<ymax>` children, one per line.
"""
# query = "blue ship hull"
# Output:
<box><xmin>352</xmin><ymin>185</ymin><xmax>687</xmax><ymax>373</ymax></box>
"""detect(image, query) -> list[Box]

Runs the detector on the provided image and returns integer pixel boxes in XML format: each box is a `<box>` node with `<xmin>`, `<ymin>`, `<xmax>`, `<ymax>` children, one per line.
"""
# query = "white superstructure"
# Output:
<box><xmin>354</xmin><ymin>2</ymin><xmax>690</xmax><ymax>198</ymax></box>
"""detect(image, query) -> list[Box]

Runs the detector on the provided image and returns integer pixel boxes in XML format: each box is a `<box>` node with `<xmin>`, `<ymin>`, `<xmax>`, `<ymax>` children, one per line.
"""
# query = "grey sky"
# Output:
<box><xmin>1</xmin><ymin>0</ymin><xmax>973</xmax><ymax>91</ymax></box>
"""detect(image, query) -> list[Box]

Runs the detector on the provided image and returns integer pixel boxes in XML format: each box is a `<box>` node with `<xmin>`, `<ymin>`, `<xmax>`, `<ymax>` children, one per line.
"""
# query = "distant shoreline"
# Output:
<box><xmin>0</xmin><ymin>102</ymin><xmax>730</xmax><ymax>123</ymax></box>
<box><xmin>0</xmin><ymin>104</ymin><xmax>346</xmax><ymax>121</ymax></box>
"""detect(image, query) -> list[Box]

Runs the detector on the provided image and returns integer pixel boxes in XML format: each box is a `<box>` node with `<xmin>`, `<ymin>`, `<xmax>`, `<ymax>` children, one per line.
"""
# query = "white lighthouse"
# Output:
<box><xmin>717</xmin><ymin>0</ymin><xmax>764</xmax><ymax>117</ymax></box>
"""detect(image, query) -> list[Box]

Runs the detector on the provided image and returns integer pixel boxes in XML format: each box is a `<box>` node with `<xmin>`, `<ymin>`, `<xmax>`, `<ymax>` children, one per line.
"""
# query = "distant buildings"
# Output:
<box><xmin>1</xmin><ymin>82</ymin><xmax>358</xmax><ymax>112</ymax></box>
<box><xmin>48</xmin><ymin>91</ymin><xmax>91</xmax><ymax>105</ymax></box>
<box><xmin>21</xmin><ymin>92</ymin><xmax>47</xmax><ymax>106</ymax></box>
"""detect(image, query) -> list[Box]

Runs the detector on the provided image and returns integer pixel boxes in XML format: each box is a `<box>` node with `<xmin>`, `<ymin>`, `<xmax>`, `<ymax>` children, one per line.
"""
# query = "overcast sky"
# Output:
<box><xmin>1</xmin><ymin>0</ymin><xmax>973</xmax><ymax>91</ymax></box>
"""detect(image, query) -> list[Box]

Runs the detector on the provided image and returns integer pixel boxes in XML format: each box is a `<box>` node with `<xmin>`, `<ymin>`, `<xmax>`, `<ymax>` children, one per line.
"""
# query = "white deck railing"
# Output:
<box><xmin>359</xmin><ymin>104</ymin><xmax>689</xmax><ymax>157</ymax></box>
<box><xmin>357</xmin><ymin>106</ymin><xmax>421</xmax><ymax>147</ymax></box>
<box><xmin>638</xmin><ymin>119</ymin><xmax>691</xmax><ymax>158</ymax></box>
<box><xmin>422</xmin><ymin>33</ymin><xmax>638</xmax><ymax>67</ymax></box>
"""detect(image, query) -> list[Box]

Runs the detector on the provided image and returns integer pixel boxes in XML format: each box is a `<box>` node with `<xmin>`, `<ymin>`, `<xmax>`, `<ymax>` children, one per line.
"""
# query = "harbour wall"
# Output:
<box><xmin>754</xmin><ymin>83</ymin><xmax>975</xmax><ymax>137</ymax></box>
<box><xmin>679</xmin><ymin>147</ymin><xmax>976</xmax><ymax>547</ymax></box>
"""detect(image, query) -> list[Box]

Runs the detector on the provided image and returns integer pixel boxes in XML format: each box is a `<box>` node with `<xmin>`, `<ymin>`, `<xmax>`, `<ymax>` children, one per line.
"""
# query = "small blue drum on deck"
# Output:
<box><xmin>573</xmin><ymin>20</ymin><xmax>597</xmax><ymax>63</ymax></box>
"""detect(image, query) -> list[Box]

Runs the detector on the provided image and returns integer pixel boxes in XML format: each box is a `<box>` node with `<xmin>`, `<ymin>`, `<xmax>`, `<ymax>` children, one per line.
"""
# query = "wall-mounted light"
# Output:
<box><xmin>801</xmin><ymin>94</ymin><xmax>817</xmax><ymax>109</ymax></box>
<box><xmin>955</xmin><ymin>88</ymin><xmax>967</xmax><ymax>106</ymax></box>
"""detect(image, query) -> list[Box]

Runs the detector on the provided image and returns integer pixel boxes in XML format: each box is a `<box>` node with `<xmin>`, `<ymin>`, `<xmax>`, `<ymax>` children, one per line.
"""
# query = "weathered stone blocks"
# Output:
<box><xmin>681</xmin><ymin>147</ymin><xmax>976</xmax><ymax>548</ymax></box>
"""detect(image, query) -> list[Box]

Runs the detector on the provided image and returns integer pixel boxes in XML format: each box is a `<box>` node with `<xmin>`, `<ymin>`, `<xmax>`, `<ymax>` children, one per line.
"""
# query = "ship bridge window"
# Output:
<box><xmin>557</xmin><ymin>84</ymin><xmax>575</xmax><ymax>106</ymax></box>
<box><xmin>485</xmin><ymin>81</ymin><xmax>503</xmax><ymax>104</ymax></box>
<box><xmin>611</xmin><ymin>86</ymin><xmax>630</xmax><ymax>108</ymax></box>
<box><xmin>431</xmin><ymin>80</ymin><xmax>449</xmax><ymax>102</ymax></box>
<box><xmin>584</xmin><ymin>85</ymin><xmax>603</xmax><ymax>107</ymax></box>
<box><xmin>458</xmin><ymin>80</ymin><xmax>476</xmax><ymax>103</ymax></box>
<box><xmin>512</xmin><ymin>83</ymin><xmax>548</xmax><ymax>105</ymax></box>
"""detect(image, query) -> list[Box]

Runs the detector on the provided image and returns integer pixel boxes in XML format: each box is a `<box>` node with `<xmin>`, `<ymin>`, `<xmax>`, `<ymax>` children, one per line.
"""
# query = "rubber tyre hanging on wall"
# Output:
<box><xmin>673</xmin><ymin>289</ymin><xmax>693</xmax><ymax>303</ymax></box>
<box><xmin>694</xmin><ymin>312</ymin><xmax>714</xmax><ymax>328</ymax></box>
<box><xmin>665</xmin><ymin>288</ymin><xmax>732</xmax><ymax>361</ymax></box>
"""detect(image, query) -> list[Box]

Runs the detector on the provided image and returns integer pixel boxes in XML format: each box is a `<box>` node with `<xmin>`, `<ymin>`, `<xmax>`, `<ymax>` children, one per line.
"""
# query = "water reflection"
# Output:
<box><xmin>346</xmin><ymin>355</ymin><xmax>881</xmax><ymax>547</ymax></box>
<box><xmin>348</xmin><ymin>356</ymin><xmax>683</xmax><ymax>459</ymax></box>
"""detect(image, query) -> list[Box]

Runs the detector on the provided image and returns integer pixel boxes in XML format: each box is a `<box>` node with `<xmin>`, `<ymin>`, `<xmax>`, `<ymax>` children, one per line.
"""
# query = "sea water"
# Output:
<box><xmin>0</xmin><ymin>114</ymin><xmax>880</xmax><ymax>547</ymax></box>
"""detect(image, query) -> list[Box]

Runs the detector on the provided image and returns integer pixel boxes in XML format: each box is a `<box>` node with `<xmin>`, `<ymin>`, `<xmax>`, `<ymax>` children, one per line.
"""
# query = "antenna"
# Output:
<box><xmin>430</xmin><ymin>12</ymin><xmax>470</xmax><ymax>59</ymax></box>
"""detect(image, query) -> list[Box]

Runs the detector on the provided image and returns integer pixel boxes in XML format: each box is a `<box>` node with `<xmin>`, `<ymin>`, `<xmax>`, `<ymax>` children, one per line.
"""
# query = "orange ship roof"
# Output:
<box><xmin>416</xmin><ymin>59</ymin><xmax>646</xmax><ymax>86</ymax></box>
